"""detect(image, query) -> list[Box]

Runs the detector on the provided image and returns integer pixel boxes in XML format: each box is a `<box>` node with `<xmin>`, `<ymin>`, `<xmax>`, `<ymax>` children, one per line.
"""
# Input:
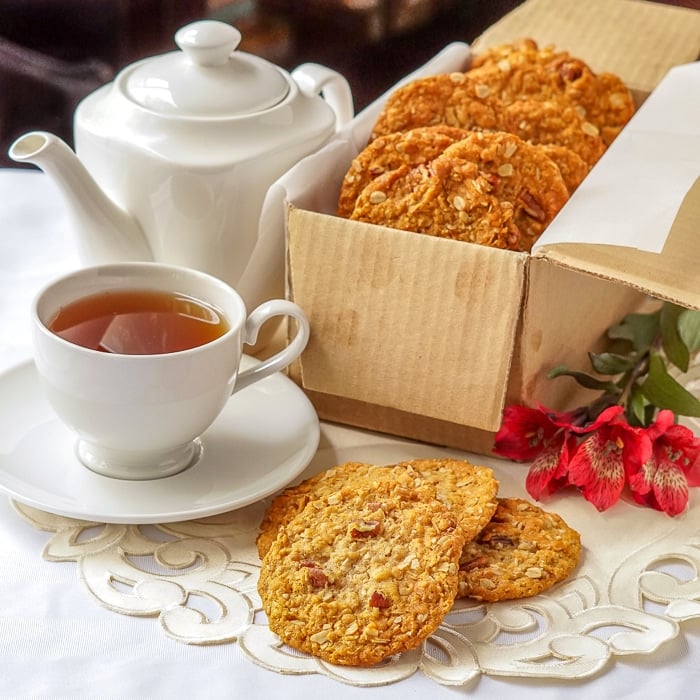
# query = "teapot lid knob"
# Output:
<box><xmin>175</xmin><ymin>20</ymin><xmax>241</xmax><ymax>67</ymax></box>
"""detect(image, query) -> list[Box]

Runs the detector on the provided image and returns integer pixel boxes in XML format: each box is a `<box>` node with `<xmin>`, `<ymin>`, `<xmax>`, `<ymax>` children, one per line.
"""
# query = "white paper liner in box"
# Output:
<box><xmin>534</xmin><ymin>61</ymin><xmax>700</xmax><ymax>254</ymax></box>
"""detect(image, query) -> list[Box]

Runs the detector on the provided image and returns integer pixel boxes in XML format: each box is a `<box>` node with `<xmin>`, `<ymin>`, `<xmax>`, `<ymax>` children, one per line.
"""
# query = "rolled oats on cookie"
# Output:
<box><xmin>537</xmin><ymin>143</ymin><xmax>590</xmax><ymax>195</ymax></box>
<box><xmin>467</xmin><ymin>38</ymin><xmax>635</xmax><ymax>146</ymax></box>
<box><xmin>349</xmin><ymin>158</ymin><xmax>521</xmax><ymax>249</ymax></box>
<box><xmin>498</xmin><ymin>97</ymin><xmax>605</xmax><ymax>167</ymax></box>
<box><xmin>348</xmin><ymin>131</ymin><xmax>568</xmax><ymax>252</ymax></box>
<box><xmin>439</xmin><ymin>131</ymin><xmax>570</xmax><ymax>250</ymax></box>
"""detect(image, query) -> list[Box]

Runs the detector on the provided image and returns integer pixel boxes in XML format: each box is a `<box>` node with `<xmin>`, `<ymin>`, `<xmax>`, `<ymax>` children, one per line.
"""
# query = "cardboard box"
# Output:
<box><xmin>281</xmin><ymin>0</ymin><xmax>700</xmax><ymax>455</ymax></box>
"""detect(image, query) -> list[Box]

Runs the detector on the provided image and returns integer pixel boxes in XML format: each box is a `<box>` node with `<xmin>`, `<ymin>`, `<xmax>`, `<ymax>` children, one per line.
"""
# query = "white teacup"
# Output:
<box><xmin>31</xmin><ymin>262</ymin><xmax>310</xmax><ymax>480</ymax></box>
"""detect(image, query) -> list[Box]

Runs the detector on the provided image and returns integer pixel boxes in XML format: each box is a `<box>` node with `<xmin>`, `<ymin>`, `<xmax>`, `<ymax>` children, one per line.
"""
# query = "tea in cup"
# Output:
<box><xmin>31</xmin><ymin>262</ymin><xmax>310</xmax><ymax>480</ymax></box>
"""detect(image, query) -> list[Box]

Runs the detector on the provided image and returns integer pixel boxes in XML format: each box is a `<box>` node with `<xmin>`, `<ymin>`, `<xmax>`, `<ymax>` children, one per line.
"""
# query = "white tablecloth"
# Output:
<box><xmin>1</xmin><ymin>168</ymin><xmax>700</xmax><ymax>699</ymax></box>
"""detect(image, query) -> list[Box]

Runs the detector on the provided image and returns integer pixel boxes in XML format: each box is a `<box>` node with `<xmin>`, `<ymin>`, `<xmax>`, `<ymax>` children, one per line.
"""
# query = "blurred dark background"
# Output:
<box><xmin>1</xmin><ymin>0</ymin><xmax>697</xmax><ymax>167</ymax></box>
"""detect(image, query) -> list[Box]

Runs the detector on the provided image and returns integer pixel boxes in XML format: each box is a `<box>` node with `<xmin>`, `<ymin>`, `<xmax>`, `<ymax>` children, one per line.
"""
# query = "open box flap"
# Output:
<box><xmin>288</xmin><ymin>208</ymin><xmax>528</xmax><ymax>431</ymax></box>
<box><xmin>532</xmin><ymin>61</ymin><xmax>700</xmax><ymax>311</ymax></box>
<box><xmin>533</xmin><ymin>175</ymin><xmax>700</xmax><ymax>311</ymax></box>
<box><xmin>472</xmin><ymin>0</ymin><xmax>700</xmax><ymax>97</ymax></box>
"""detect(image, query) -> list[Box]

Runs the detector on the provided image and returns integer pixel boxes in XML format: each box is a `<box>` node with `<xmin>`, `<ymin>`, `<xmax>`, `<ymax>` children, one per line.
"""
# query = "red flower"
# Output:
<box><xmin>495</xmin><ymin>401</ymin><xmax>700</xmax><ymax>516</ymax></box>
<box><xmin>628</xmin><ymin>410</ymin><xmax>700</xmax><ymax>516</ymax></box>
<box><xmin>493</xmin><ymin>404</ymin><xmax>577</xmax><ymax>461</ymax></box>
<box><xmin>565</xmin><ymin>406</ymin><xmax>649</xmax><ymax>511</ymax></box>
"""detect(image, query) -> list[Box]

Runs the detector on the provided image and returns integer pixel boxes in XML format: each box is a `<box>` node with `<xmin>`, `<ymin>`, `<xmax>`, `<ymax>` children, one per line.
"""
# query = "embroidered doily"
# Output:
<box><xmin>13</xmin><ymin>433</ymin><xmax>700</xmax><ymax>689</ymax></box>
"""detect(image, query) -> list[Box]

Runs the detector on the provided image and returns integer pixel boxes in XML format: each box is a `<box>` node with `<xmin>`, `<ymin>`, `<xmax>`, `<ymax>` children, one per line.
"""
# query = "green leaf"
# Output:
<box><xmin>678</xmin><ymin>309</ymin><xmax>700</xmax><ymax>353</ymax></box>
<box><xmin>588</xmin><ymin>352</ymin><xmax>636</xmax><ymax>375</ymax></box>
<box><xmin>660</xmin><ymin>303</ymin><xmax>689</xmax><ymax>372</ymax></box>
<box><xmin>548</xmin><ymin>365</ymin><xmax>619</xmax><ymax>392</ymax></box>
<box><xmin>627</xmin><ymin>384</ymin><xmax>648</xmax><ymax>427</ymax></box>
<box><xmin>640</xmin><ymin>353</ymin><xmax>700</xmax><ymax>417</ymax></box>
<box><xmin>608</xmin><ymin>310</ymin><xmax>660</xmax><ymax>353</ymax></box>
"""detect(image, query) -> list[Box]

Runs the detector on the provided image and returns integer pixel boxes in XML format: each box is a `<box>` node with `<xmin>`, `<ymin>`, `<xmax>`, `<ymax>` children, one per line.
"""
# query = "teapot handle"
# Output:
<box><xmin>291</xmin><ymin>63</ymin><xmax>354</xmax><ymax>130</ymax></box>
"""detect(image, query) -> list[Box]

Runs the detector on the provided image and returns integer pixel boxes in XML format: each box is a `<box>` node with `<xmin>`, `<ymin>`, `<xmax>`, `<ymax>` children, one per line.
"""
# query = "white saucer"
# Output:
<box><xmin>0</xmin><ymin>357</ymin><xmax>320</xmax><ymax>523</ymax></box>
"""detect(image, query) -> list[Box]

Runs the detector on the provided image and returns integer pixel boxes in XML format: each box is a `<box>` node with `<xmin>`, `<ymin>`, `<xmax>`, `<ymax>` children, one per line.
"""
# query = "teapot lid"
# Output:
<box><xmin>121</xmin><ymin>20</ymin><xmax>290</xmax><ymax>118</ymax></box>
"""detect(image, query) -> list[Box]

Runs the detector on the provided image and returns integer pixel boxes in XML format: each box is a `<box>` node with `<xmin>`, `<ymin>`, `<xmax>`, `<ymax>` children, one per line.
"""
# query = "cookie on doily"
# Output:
<box><xmin>457</xmin><ymin>497</ymin><xmax>582</xmax><ymax>602</ymax></box>
<box><xmin>258</xmin><ymin>479</ymin><xmax>464</xmax><ymax>666</ymax></box>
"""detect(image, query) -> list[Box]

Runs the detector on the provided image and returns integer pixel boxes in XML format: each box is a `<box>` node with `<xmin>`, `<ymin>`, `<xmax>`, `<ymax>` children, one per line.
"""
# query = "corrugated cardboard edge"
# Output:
<box><xmin>534</xmin><ymin>177</ymin><xmax>700</xmax><ymax>311</ymax></box>
<box><xmin>290</xmin><ymin>260</ymin><xmax>652</xmax><ymax>456</ymax></box>
<box><xmin>472</xmin><ymin>0</ymin><xmax>700</xmax><ymax>97</ymax></box>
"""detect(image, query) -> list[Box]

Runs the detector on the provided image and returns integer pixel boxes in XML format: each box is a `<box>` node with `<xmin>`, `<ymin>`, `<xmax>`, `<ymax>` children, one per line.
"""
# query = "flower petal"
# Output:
<box><xmin>494</xmin><ymin>405</ymin><xmax>559</xmax><ymax>461</ymax></box>
<box><xmin>568</xmin><ymin>405</ymin><xmax>624</xmax><ymax>435</ymax></box>
<box><xmin>627</xmin><ymin>449</ymin><xmax>690</xmax><ymax>515</ymax></box>
<box><xmin>525</xmin><ymin>435</ymin><xmax>572</xmax><ymax>500</ymax></box>
<box><xmin>645</xmin><ymin>409</ymin><xmax>676</xmax><ymax>441</ymax></box>
<box><xmin>620</xmin><ymin>426</ymin><xmax>652</xmax><ymax>477</ymax></box>
<box><xmin>628</xmin><ymin>458</ymin><xmax>656</xmax><ymax>503</ymax></box>
<box><xmin>567</xmin><ymin>430</ymin><xmax>625</xmax><ymax>511</ymax></box>
<box><xmin>537</xmin><ymin>404</ymin><xmax>580</xmax><ymax>429</ymax></box>
<box><xmin>652</xmin><ymin>454</ymin><xmax>690</xmax><ymax>514</ymax></box>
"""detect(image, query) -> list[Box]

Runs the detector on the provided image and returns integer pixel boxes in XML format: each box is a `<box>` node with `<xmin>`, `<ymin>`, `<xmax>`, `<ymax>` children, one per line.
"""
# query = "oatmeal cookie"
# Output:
<box><xmin>469</xmin><ymin>40</ymin><xmax>635</xmax><ymax>146</ymax></box>
<box><xmin>498</xmin><ymin>97</ymin><xmax>605</xmax><ymax>167</ymax></box>
<box><xmin>257</xmin><ymin>457</ymin><xmax>497</xmax><ymax>559</ymax></box>
<box><xmin>349</xmin><ymin>131</ymin><xmax>568</xmax><ymax>251</ymax></box>
<box><xmin>369</xmin><ymin>72</ymin><xmax>501</xmax><ymax>140</ymax></box>
<box><xmin>349</xmin><ymin>159</ymin><xmax>521</xmax><ymax>250</ymax></box>
<box><xmin>258</xmin><ymin>480</ymin><xmax>464</xmax><ymax>666</ymax></box>
<box><xmin>397</xmin><ymin>458</ymin><xmax>499</xmax><ymax>541</ymax></box>
<box><xmin>439</xmin><ymin>131</ymin><xmax>570</xmax><ymax>251</ymax></box>
<box><xmin>256</xmin><ymin>461</ymin><xmax>437</xmax><ymax>559</ymax></box>
<box><xmin>465</xmin><ymin>60</ymin><xmax>564</xmax><ymax>105</ymax></box>
<box><xmin>337</xmin><ymin>125</ymin><xmax>470</xmax><ymax>218</ymax></box>
<box><xmin>457</xmin><ymin>498</ymin><xmax>581</xmax><ymax>602</ymax></box>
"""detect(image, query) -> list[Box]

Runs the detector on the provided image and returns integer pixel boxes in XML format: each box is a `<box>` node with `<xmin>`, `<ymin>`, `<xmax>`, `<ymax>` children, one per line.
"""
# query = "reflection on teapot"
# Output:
<box><xmin>9</xmin><ymin>20</ymin><xmax>353</xmax><ymax>310</ymax></box>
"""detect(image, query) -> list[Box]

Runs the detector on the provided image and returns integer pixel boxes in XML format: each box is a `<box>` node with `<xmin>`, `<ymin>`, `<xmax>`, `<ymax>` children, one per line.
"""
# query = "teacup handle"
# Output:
<box><xmin>233</xmin><ymin>299</ymin><xmax>310</xmax><ymax>393</ymax></box>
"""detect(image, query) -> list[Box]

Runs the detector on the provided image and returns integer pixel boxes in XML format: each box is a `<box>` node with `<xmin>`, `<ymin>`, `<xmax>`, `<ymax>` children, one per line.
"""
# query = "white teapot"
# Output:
<box><xmin>9</xmin><ymin>20</ymin><xmax>353</xmax><ymax>308</ymax></box>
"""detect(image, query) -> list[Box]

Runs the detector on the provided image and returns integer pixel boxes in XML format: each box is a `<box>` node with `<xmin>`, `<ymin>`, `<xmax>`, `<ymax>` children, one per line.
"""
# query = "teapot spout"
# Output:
<box><xmin>8</xmin><ymin>131</ymin><xmax>152</xmax><ymax>264</ymax></box>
